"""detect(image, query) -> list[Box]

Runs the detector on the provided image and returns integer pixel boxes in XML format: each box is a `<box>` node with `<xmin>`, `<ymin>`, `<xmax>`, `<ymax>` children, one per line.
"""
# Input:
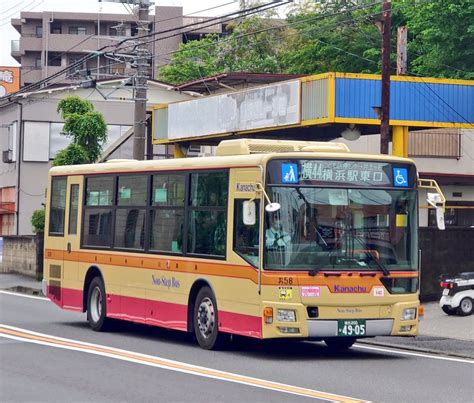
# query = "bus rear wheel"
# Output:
<box><xmin>87</xmin><ymin>277</ymin><xmax>110</xmax><ymax>331</ymax></box>
<box><xmin>324</xmin><ymin>337</ymin><xmax>356</xmax><ymax>350</ymax></box>
<box><xmin>194</xmin><ymin>287</ymin><xmax>222</xmax><ymax>350</ymax></box>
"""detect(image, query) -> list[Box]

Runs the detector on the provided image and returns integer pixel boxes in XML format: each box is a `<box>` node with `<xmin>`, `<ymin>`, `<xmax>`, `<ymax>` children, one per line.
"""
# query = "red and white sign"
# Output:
<box><xmin>373</xmin><ymin>286</ymin><xmax>384</xmax><ymax>297</ymax></box>
<box><xmin>301</xmin><ymin>286</ymin><xmax>320</xmax><ymax>298</ymax></box>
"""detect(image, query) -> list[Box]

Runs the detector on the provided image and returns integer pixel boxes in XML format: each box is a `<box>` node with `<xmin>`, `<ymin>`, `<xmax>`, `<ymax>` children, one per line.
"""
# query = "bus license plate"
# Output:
<box><xmin>337</xmin><ymin>320</ymin><xmax>366</xmax><ymax>337</ymax></box>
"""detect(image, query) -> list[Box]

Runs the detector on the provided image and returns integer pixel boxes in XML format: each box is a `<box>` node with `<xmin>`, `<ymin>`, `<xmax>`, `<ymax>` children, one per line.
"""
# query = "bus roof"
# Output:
<box><xmin>49</xmin><ymin>139</ymin><xmax>415</xmax><ymax>176</ymax></box>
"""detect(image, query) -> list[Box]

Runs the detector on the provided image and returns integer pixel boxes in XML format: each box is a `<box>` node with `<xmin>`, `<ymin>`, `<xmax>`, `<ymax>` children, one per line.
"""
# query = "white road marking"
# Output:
<box><xmin>2</xmin><ymin>290</ymin><xmax>472</xmax><ymax>364</ymax></box>
<box><xmin>0</xmin><ymin>290</ymin><xmax>48</xmax><ymax>301</ymax></box>
<box><xmin>0</xmin><ymin>324</ymin><xmax>366</xmax><ymax>403</ymax></box>
<box><xmin>354</xmin><ymin>343</ymin><xmax>474</xmax><ymax>364</ymax></box>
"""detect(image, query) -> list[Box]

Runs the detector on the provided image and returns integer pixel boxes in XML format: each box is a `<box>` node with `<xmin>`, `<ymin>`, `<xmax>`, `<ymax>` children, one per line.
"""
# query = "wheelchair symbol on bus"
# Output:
<box><xmin>393</xmin><ymin>167</ymin><xmax>408</xmax><ymax>187</ymax></box>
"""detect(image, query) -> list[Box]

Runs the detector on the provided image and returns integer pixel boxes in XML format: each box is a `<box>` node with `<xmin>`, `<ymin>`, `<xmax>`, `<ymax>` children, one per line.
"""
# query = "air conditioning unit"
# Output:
<box><xmin>2</xmin><ymin>150</ymin><xmax>13</xmax><ymax>163</ymax></box>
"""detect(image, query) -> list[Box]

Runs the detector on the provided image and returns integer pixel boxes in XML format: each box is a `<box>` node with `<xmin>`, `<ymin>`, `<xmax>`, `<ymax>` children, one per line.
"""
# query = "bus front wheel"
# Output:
<box><xmin>324</xmin><ymin>337</ymin><xmax>356</xmax><ymax>350</ymax></box>
<box><xmin>87</xmin><ymin>277</ymin><xmax>109</xmax><ymax>331</ymax></box>
<box><xmin>193</xmin><ymin>287</ymin><xmax>222</xmax><ymax>350</ymax></box>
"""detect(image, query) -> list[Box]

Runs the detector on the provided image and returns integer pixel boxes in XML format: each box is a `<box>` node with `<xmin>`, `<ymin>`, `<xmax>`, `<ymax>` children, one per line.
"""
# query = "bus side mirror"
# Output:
<box><xmin>243</xmin><ymin>201</ymin><xmax>256</xmax><ymax>226</ymax></box>
<box><xmin>427</xmin><ymin>193</ymin><xmax>445</xmax><ymax>230</ymax></box>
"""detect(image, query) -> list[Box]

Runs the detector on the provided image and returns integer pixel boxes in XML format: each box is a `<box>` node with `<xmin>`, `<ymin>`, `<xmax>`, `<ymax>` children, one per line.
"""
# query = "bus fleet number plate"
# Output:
<box><xmin>337</xmin><ymin>320</ymin><xmax>366</xmax><ymax>337</ymax></box>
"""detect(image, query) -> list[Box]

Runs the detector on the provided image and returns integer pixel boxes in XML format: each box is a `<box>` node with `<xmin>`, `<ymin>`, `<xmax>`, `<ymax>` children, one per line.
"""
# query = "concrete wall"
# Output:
<box><xmin>0</xmin><ymin>235</ymin><xmax>44</xmax><ymax>279</ymax></box>
<box><xmin>420</xmin><ymin>228</ymin><xmax>474</xmax><ymax>301</ymax></box>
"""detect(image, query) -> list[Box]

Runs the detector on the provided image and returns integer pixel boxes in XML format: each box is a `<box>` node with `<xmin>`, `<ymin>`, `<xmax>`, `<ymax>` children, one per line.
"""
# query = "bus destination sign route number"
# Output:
<box><xmin>337</xmin><ymin>319</ymin><xmax>367</xmax><ymax>337</ymax></box>
<box><xmin>300</xmin><ymin>160</ymin><xmax>390</xmax><ymax>187</ymax></box>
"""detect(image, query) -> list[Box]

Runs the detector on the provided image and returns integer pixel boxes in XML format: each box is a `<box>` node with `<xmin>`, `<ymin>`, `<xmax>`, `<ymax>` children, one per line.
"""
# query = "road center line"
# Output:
<box><xmin>0</xmin><ymin>324</ymin><xmax>366</xmax><ymax>403</ymax></box>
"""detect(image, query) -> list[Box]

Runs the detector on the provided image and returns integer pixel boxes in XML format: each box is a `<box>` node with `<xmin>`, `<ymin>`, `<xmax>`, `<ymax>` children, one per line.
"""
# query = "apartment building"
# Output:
<box><xmin>10</xmin><ymin>6</ymin><xmax>225</xmax><ymax>88</ymax></box>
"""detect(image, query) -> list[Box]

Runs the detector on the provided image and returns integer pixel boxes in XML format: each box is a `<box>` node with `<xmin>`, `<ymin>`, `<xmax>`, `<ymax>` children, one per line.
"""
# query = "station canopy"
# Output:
<box><xmin>152</xmin><ymin>72</ymin><xmax>474</xmax><ymax>146</ymax></box>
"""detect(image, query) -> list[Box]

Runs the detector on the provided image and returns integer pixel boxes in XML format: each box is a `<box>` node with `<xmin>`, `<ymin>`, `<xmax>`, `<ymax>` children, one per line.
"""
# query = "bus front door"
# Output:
<box><xmin>61</xmin><ymin>175</ymin><xmax>83</xmax><ymax>311</ymax></box>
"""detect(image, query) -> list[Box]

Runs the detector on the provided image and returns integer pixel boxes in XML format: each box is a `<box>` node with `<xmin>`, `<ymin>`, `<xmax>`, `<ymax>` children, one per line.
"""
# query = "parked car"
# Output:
<box><xmin>439</xmin><ymin>272</ymin><xmax>474</xmax><ymax>316</ymax></box>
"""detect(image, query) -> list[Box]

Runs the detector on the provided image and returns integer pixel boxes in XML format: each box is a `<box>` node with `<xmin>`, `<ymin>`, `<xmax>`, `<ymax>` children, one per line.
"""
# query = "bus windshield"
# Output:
<box><xmin>264</xmin><ymin>187</ymin><xmax>418</xmax><ymax>272</ymax></box>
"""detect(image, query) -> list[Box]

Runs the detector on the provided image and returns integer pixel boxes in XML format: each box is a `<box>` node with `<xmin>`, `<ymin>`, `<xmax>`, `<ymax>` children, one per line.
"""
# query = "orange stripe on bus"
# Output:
<box><xmin>45</xmin><ymin>249</ymin><xmax>418</xmax><ymax>288</ymax></box>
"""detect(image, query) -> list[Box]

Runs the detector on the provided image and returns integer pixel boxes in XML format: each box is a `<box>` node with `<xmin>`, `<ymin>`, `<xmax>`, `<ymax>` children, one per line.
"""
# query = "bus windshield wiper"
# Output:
<box><xmin>353</xmin><ymin>235</ymin><xmax>390</xmax><ymax>276</ymax></box>
<box><xmin>364</xmin><ymin>250</ymin><xmax>390</xmax><ymax>276</ymax></box>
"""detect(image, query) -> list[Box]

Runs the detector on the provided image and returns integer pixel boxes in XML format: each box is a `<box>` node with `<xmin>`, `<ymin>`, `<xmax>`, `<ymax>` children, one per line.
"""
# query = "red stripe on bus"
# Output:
<box><xmin>47</xmin><ymin>287</ymin><xmax>262</xmax><ymax>338</ymax></box>
<box><xmin>219</xmin><ymin>310</ymin><xmax>262</xmax><ymax>338</ymax></box>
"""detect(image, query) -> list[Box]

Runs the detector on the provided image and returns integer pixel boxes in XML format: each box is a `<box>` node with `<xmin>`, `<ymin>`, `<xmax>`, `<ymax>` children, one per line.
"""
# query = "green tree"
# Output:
<box><xmin>159</xmin><ymin>1</ymin><xmax>473</xmax><ymax>84</ymax></box>
<box><xmin>403</xmin><ymin>0</ymin><xmax>474</xmax><ymax>79</ymax></box>
<box><xmin>158</xmin><ymin>36</ymin><xmax>224</xmax><ymax>85</ymax></box>
<box><xmin>54</xmin><ymin>96</ymin><xmax>108</xmax><ymax>165</ymax></box>
<box><xmin>217</xmin><ymin>16</ymin><xmax>288</xmax><ymax>73</ymax></box>
<box><xmin>158</xmin><ymin>16</ymin><xmax>288</xmax><ymax>85</ymax></box>
<box><xmin>282</xmin><ymin>1</ymin><xmax>382</xmax><ymax>74</ymax></box>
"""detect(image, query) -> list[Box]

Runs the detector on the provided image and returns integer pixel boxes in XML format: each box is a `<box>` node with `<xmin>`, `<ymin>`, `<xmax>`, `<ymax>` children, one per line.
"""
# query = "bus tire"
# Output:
<box><xmin>457</xmin><ymin>297</ymin><xmax>473</xmax><ymax>316</ymax></box>
<box><xmin>324</xmin><ymin>337</ymin><xmax>356</xmax><ymax>350</ymax></box>
<box><xmin>193</xmin><ymin>286</ymin><xmax>222</xmax><ymax>350</ymax></box>
<box><xmin>87</xmin><ymin>277</ymin><xmax>109</xmax><ymax>331</ymax></box>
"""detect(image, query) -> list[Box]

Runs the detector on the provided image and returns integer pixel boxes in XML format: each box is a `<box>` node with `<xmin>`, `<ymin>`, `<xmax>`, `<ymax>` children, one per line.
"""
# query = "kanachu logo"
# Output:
<box><xmin>333</xmin><ymin>285</ymin><xmax>367</xmax><ymax>293</ymax></box>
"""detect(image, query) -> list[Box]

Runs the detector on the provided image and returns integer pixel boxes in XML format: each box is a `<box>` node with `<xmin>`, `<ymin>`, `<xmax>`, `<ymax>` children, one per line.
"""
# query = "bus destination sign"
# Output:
<box><xmin>270</xmin><ymin>160</ymin><xmax>413</xmax><ymax>187</ymax></box>
<box><xmin>300</xmin><ymin>160</ymin><xmax>389</xmax><ymax>186</ymax></box>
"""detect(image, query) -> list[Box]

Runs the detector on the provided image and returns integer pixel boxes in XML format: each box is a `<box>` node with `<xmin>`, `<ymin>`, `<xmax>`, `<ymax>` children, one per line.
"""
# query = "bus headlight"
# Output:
<box><xmin>401</xmin><ymin>308</ymin><xmax>417</xmax><ymax>321</ymax></box>
<box><xmin>277</xmin><ymin>309</ymin><xmax>296</xmax><ymax>322</ymax></box>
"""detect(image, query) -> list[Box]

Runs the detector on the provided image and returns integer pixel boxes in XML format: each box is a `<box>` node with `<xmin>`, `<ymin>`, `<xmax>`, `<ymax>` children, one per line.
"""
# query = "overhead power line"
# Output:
<box><xmin>0</xmin><ymin>0</ymin><xmax>287</xmax><ymax>101</ymax></box>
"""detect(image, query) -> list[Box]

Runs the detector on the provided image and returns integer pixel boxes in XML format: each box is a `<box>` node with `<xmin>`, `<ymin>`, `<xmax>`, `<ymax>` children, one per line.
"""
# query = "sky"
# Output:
<box><xmin>0</xmin><ymin>0</ymin><xmax>245</xmax><ymax>66</ymax></box>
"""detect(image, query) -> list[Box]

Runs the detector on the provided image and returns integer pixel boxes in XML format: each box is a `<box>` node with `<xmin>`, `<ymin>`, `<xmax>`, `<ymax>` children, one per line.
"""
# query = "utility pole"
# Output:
<box><xmin>397</xmin><ymin>26</ymin><xmax>407</xmax><ymax>75</ymax></box>
<box><xmin>380</xmin><ymin>0</ymin><xmax>391</xmax><ymax>154</ymax></box>
<box><xmin>133</xmin><ymin>0</ymin><xmax>150</xmax><ymax>160</ymax></box>
<box><xmin>392</xmin><ymin>25</ymin><xmax>409</xmax><ymax>158</ymax></box>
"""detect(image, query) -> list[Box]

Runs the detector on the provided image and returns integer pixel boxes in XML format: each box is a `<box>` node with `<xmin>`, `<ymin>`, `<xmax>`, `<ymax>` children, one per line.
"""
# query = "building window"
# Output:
<box><xmin>51</xmin><ymin>24</ymin><xmax>61</xmax><ymax>34</ymax></box>
<box><xmin>69</xmin><ymin>26</ymin><xmax>87</xmax><ymax>35</ymax></box>
<box><xmin>23</xmin><ymin>121</ymin><xmax>49</xmax><ymax>162</ymax></box>
<box><xmin>35</xmin><ymin>57</ymin><xmax>42</xmax><ymax>68</ymax></box>
<box><xmin>49</xmin><ymin>177</ymin><xmax>67</xmax><ymax>236</ymax></box>
<box><xmin>36</xmin><ymin>26</ymin><xmax>43</xmax><ymax>38</ymax></box>
<box><xmin>47</xmin><ymin>53</ymin><xmax>62</xmax><ymax>67</ymax></box>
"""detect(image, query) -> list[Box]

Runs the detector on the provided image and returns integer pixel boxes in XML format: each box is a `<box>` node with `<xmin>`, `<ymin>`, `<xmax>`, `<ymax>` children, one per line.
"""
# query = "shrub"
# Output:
<box><xmin>31</xmin><ymin>208</ymin><xmax>45</xmax><ymax>233</ymax></box>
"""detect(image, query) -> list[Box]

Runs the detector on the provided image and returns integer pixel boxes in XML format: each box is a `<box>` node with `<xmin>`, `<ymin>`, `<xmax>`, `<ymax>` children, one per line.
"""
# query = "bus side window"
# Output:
<box><xmin>234</xmin><ymin>200</ymin><xmax>260</xmax><ymax>267</ymax></box>
<box><xmin>68</xmin><ymin>184</ymin><xmax>79</xmax><ymax>235</ymax></box>
<box><xmin>49</xmin><ymin>177</ymin><xmax>67</xmax><ymax>236</ymax></box>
